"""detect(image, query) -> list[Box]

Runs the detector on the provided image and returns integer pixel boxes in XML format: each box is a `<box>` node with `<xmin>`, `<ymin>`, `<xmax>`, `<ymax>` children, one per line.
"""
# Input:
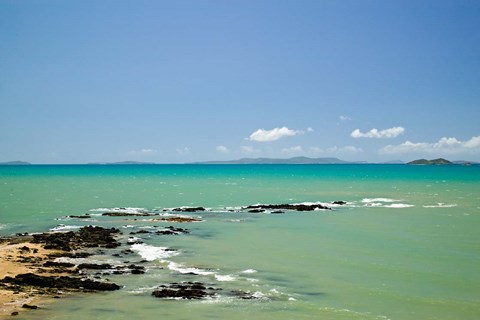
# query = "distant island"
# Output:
<box><xmin>407</xmin><ymin>158</ymin><xmax>452</xmax><ymax>165</ymax></box>
<box><xmin>0</xmin><ymin>161</ymin><xmax>31</xmax><ymax>165</ymax></box>
<box><xmin>87</xmin><ymin>161</ymin><xmax>155</xmax><ymax>165</ymax></box>
<box><xmin>192</xmin><ymin>157</ymin><xmax>364</xmax><ymax>165</ymax></box>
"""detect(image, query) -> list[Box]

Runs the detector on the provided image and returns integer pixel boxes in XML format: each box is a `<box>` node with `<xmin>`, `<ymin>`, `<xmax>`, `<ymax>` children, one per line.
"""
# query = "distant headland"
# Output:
<box><xmin>1</xmin><ymin>157</ymin><xmax>478</xmax><ymax>165</ymax></box>
<box><xmin>407</xmin><ymin>158</ymin><xmax>452</xmax><ymax>165</ymax></box>
<box><xmin>0</xmin><ymin>161</ymin><xmax>31</xmax><ymax>165</ymax></box>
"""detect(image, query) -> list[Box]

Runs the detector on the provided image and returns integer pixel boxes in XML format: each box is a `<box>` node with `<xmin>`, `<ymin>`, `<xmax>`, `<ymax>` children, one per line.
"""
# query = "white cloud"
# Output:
<box><xmin>241</xmin><ymin>146</ymin><xmax>260</xmax><ymax>154</ymax></box>
<box><xmin>281</xmin><ymin>146</ymin><xmax>304</xmax><ymax>155</ymax></box>
<box><xmin>340</xmin><ymin>115</ymin><xmax>352</xmax><ymax>121</ymax></box>
<box><xmin>307</xmin><ymin>127</ymin><xmax>314</xmax><ymax>132</ymax></box>
<box><xmin>351</xmin><ymin>126</ymin><xmax>405</xmax><ymax>139</ymax></box>
<box><xmin>216</xmin><ymin>145</ymin><xmax>229</xmax><ymax>153</ymax></box>
<box><xmin>128</xmin><ymin>148</ymin><xmax>158</xmax><ymax>155</ymax></box>
<box><xmin>380</xmin><ymin>136</ymin><xmax>480</xmax><ymax>155</ymax></box>
<box><xmin>176</xmin><ymin>147</ymin><xmax>190</xmax><ymax>155</ymax></box>
<box><xmin>249</xmin><ymin>126</ymin><xmax>302</xmax><ymax>142</ymax></box>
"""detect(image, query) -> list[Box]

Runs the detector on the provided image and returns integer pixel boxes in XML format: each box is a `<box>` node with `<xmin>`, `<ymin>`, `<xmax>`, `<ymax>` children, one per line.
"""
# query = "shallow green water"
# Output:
<box><xmin>1</xmin><ymin>164</ymin><xmax>479</xmax><ymax>319</ymax></box>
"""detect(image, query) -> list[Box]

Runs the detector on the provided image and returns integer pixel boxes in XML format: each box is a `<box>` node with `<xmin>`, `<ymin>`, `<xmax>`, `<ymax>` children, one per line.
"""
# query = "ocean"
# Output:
<box><xmin>1</xmin><ymin>164</ymin><xmax>479</xmax><ymax>320</ymax></box>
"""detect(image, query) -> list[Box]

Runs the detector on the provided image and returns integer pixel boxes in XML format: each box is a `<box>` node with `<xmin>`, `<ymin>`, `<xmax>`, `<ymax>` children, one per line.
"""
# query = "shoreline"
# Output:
<box><xmin>0</xmin><ymin>227</ymin><xmax>123</xmax><ymax>318</ymax></box>
<box><xmin>0</xmin><ymin>241</ymin><xmax>65</xmax><ymax>317</ymax></box>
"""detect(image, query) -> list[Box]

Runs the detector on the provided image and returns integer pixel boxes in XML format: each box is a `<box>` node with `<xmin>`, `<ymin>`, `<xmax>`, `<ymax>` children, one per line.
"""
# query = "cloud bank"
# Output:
<box><xmin>351</xmin><ymin>127</ymin><xmax>405</xmax><ymax>139</ymax></box>
<box><xmin>380</xmin><ymin>136</ymin><xmax>480</xmax><ymax>155</ymax></box>
<box><xmin>249</xmin><ymin>127</ymin><xmax>302</xmax><ymax>142</ymax></box>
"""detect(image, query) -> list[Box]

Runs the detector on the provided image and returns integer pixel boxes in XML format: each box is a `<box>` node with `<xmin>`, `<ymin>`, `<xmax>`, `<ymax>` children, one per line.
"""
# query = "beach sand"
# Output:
<box><xmin>0</xmin><ymin>240</ymin><xmax>61</xmax><ymax>317</ymax></box>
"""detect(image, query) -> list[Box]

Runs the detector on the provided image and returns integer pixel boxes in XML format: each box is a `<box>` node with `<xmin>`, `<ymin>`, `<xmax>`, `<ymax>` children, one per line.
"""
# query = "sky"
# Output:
<box><xmin>1</xmin><ymin>0</ymin><xmax>479</xmax><ymax>164</ymax></box>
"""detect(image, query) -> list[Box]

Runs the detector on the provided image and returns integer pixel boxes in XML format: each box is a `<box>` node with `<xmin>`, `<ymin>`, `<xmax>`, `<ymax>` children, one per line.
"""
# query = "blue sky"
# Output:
<box><xmin>1</xmin><ymin>0</ymin><xmax>479</xmax><ymax>163</ymax></box>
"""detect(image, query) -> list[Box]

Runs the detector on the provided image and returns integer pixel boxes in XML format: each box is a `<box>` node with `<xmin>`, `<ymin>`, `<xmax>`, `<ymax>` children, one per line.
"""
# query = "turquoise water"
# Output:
<box><xmin>1</xmin><ymin>164</ymin><xmax>479</xmax><ymax>320</ymax></box>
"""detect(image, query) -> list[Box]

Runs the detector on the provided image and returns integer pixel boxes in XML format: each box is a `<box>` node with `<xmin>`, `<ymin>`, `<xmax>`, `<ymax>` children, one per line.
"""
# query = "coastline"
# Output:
<box><xmin>0</xmin><ymin>240</ymin><xmax>64</xmax><ymax>317</ymax></box>
<box><xmin>0</xmin><ymin>227</ymin><xmax>123</xmax><ymax>318</ymax></box>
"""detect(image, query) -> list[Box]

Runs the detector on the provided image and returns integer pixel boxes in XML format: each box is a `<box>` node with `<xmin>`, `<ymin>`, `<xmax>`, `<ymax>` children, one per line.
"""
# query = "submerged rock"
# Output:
<box><xmin>155</xmin><ymin>226</ymin><xmax>190</xmax><ymax>235</ymax></box>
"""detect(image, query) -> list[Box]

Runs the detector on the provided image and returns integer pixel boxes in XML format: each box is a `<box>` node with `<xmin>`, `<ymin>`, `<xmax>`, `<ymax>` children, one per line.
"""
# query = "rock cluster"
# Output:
<box><xmin>31</xmin><ymin>226</ymin><xmax>121</xmax><ymax>251</ymax></box>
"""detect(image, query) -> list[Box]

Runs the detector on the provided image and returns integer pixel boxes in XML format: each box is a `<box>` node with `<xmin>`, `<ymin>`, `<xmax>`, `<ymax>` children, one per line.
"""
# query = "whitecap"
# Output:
<box><xmin>130</xmin><ymin>243</ymin><xmax>179</xmax><ymax>261</ymax></box>
<box><xmin>384</xmin><ymin>204</ymin><xmax>414</xmax><ymax>208</ymax></box>
<box><xmin>50</xmin><ymin>224</ymin><xmax>81</xmax><ymax>232</ymax></box>
<box><xmin>242</xmin><ymin>269</ymin><xmax>257</xmax><ymax>274</ymax></box>
<box><xmin>215</xmin><ymin>274</ymin><xmax>236</xmax><ymax>282</ymax></box>
<box><xmin>167</xmin><ymin>261</ymin><xmax>214</xmax><ymax>276</ymax></box>
<box><xmin>423</xmin><ymin>203</ymin><xmax>457</xmax><ymax>208</ymax></box>
<box><xmin>362</xmin><ymin>198</ymin><xmax>399</xmax><ymax>203</ymax></box>
<box><xmin>90</xmin><ymin>207</ymin><xmax>149</xmax><ymax>215</ymax></box>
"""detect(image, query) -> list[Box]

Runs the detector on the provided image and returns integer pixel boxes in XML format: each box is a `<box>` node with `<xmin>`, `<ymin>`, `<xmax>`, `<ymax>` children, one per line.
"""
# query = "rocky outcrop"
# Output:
<box><xmin>172</xmin><ymin>207</ymin><xmax>205</xmax><ymax>212</ymax></box>
<box><xmin>245</xmin><ymin>203</ymin><xmax>331</xmax><ymax>211</ymax></box>
<box><xmin>1</xmin><ymin>273</ymin><xmax>120</xmax><ymax>292</ymax></box>
<box><xmin>31</xmin><ymin>226</ymin><xmax>121</xmax><ymax>251</ymax></box>
<box><xmin>152</xmin><ymin>282</ymin><xmax>216</xmax><ymax>300</ymax></box>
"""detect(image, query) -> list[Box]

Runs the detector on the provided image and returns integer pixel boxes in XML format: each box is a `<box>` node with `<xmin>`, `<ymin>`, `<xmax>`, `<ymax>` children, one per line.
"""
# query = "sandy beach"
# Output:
<box><xmin>0</xmin><ymin>240</ymin><xmax>61</xmax><ymax>317</ymax></box>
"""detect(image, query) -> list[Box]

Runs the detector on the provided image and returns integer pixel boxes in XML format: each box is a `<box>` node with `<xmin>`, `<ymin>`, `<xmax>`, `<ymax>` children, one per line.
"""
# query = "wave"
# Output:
<box><xmin>423</xmin><ymin>203</ymin><xmax>457</xmax><ymax>208</ymax></box>
<box><xmin>241</xmin><ymin>269</ymin><xmax>257</xmax><ymax>274</ymax></box>
<box><xmin>362</xmin><ymin>198</ymin><xmax>399</xmax><ymax>203</ymax></box>
<box><xmin>130</xmin><ymin>243</ymin><xmax>179</xmax><ymax>261</ymax></box>
<box><xmin>90</xmin><ymin>207</ymin><xmax>149</xmax><ymax>214</ymax></box>
<box><xmin>50</xmin><ymin>224</ymin><xmax>82</xmax><ymax>232</ymax></box>
<box><xmin>362</xmin><ymin>198</ymin><xmax>414</xmax><ymax>208</ymax></box>
<box><xmin>384</xmin><ymin>203</ymin><xmax>415</xmax><ymax>208</ymax></box>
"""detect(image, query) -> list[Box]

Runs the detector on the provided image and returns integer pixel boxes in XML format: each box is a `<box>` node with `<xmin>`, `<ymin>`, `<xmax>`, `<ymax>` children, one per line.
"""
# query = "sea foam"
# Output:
<box><xmin>423</xmin><ymin>203</ymin><xmax>457</xmax><ymax>208</ymax></box>
<box><xmin>130</xmin><ymin>243</ymin><xmax>178</xmax><ymax>261</ymax></box>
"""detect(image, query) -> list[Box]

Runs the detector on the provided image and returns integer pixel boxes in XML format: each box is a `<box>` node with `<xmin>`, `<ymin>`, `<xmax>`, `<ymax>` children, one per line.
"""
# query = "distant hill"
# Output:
<box><xmin>192</xmin><ymin>157</ymin><xmax>360</xmax><ymax>164</ymax></box>
<box><xmin>407</xmin><ymin>158</ymin><xmax>452</xmax><ymax>165</ymax></box>
<box><xmin>0</xmin><ymin>161</ymin><xmax>31</xmax><ymax>165</ymax></box>
<box><xmin>87</xmin><ymin>161</ymin><xmax>155</xmax><ymax>165</ymax></box>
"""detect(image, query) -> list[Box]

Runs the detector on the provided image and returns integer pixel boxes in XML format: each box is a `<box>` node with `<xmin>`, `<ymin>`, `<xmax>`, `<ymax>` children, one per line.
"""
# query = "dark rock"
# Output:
<box><xmin>31</xmin><ymin>226</ymin><xmax>121</xmax><ymax>251</ymax></box>
<box><xmin>172</xmin><ymin>207</ymin><xmax>205</xmax><ymax>212</ymax></box>
<box><xmin>18</xmin><ymin>246</ymin><xmax>30</xmax><ymax>253</ymax></box>
<box><xmin>332</xmin><ymin>201</ymin><xmax>347</xmax><ymax>205</ymax></box>
<box><xmin>1</xmin><ymin>273</ymin><xmax>120</xmax><ymax>291</ymax></box>
<box><xmin>43</xmin><ymin>261</ymin><xmax>75</xmax><ymax>268</ymax></box>
<box><xmin>248</xmin><ymin>209</ymin><xmax>265</xmax><ymax>213</ymax></box>
<box><xmin>155</xmin><ymin>226</ymin><xmax>189</xmax><ymax>235</ymax></box>
<box><xmin>131</xmin><ymin>269</ymin><xmax>144</xmax><ymax>275</ymax></box>
<box><xmin>77</xmin><ymin>263</ymin><xmax>113</xmax><ymax>270</ymax></box>
<box><xmin>151</xmin><ymin>282</ymin><xmax>215</xmax><ymax>300</ymax></box>
<box><xmin>161</xmin><ymin>217</ymin><xmax>202</xmax><ymax>223</ymax></box>
<box><xmin>271</xmin><ymin>211</ymin><xmax>284</xmax><ymax>214</ymax></box>
<box><xmin>129</xmin><ymin>230</ymin><xmax>151</xmax><ymax>235</ymax></box>
<box><xmin>11</xmin><ymin>311</ymin><xmax>19</xmax><ymax>316</ymax></box>
<box><xmin>68</xmin><ymin>214</ymin><xmax>91</xmax><ymax>219</ymax></box>
<box><xmin>101</xmin><ymin>212</ymin><xmax>156</xmax><ymax>217</ymax></box>
<box><xmin>246</xmin><ymin>203</ymin><xmax>331</xmax><ymax>212</ymax></box>
<box><xmin>231</xmin><ymin>290</ymin><xmax>263</xmax><ymax>300</ymax></box>
<box><xmin>22</xmin><ymin>304</ymin><xmax>38</xmax><ymax>309</ymax></box>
